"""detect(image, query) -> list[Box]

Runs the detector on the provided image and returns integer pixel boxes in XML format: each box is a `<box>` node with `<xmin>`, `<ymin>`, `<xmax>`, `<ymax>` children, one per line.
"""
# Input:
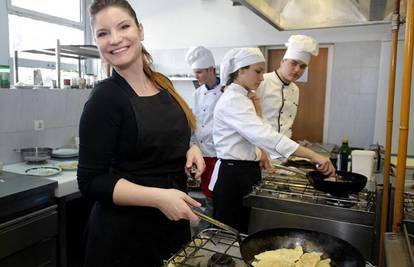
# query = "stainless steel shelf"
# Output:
<box><xmin>14</xmin><ymin>39</ymin><xmax>100</xmax><ymax>88</ymax></box>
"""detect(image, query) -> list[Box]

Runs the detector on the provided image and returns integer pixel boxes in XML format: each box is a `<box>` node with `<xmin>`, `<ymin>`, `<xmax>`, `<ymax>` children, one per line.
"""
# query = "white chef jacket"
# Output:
<box><xmin>209</xmin><ymin>83</ymin><xmax>299</xmax><ymax>190</ymax></box>
<box><xmin>192</xmin><ymin>82</ymin><xmax>222</xmax><ymax>157</ymax></box>
<box><xmin>257</xmin><ymin>71</ymin><xmax>299</xmax><ymax>138</ymax></box>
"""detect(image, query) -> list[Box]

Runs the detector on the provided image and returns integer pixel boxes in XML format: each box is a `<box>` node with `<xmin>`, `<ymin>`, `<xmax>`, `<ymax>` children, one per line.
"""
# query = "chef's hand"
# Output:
<box><xmin>155</xmin><ymin>188</ymin><xmax>201</xmax><ymax>222</ymax></box>
<box><xmin>247</xmin><ymin>89</ymin><xmax>259</xmax><ymax>101</ymax></box>
<box><xmin>185</xmin><ymin>145</ymin><xmax>206</xmax><ymax>179</ymax></box>
<box><xmin>247</xmin><ymin>90</ymin><xmax>263</xmax><ymax>117</ymax></box>
<box><xmin>312</xmin><ymin>154</ymin><xmax>336</xmax><ymax>176</ymax></box>
<box><xmin>259</xmin><ymin>149</ymin><xmax>272</xmax><ymax>170</ymax></box>
<box><xmin>293</xmin><ymin>146</ymin><xmax>335</xmax><ymax>176</ymax></box>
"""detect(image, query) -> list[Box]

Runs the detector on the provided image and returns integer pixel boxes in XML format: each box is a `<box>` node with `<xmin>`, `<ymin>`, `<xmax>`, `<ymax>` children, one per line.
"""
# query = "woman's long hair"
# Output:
<box><xmin>90</xmin><ymin>0</ymin><xmax>196</xmax><ymax>130</ymax></box>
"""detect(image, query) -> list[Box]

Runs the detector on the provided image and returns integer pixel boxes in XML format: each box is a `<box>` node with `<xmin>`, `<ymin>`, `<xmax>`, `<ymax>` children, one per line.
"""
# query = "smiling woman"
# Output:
<box><xmin>77</xmin><ymin>1</ymin><xmax>205</xmax><ymax>266</ymax></box>
<box><xmin>92</xmin><ymin>7</ymin><xmax>143</xmax><ymax>71</ymax></box>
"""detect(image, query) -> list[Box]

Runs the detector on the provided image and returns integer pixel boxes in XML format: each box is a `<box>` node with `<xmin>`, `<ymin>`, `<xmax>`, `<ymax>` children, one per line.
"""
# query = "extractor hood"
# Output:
<box><xmin>232</xmin><ymin>0</ymin><xmax>406</xmax><ymax>30</ymax></box>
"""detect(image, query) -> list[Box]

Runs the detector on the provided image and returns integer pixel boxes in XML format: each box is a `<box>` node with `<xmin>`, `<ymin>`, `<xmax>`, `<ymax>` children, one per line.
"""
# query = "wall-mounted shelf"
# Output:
<box><xmin>169</xmin><ymin>77</ymin><xmax>196</xmax><ymax>81</ymax></box>
<box><xmin>14</xmin><ymin>40</ymin><xmax>101</xmax><ymax>88</ymax></box>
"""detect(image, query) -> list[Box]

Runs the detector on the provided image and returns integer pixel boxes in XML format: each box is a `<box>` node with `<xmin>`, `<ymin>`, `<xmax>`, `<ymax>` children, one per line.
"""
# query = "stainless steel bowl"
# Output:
<box><xmin>15</xmin><ymin>147</ymin><xmax>53</xmax><ymax>163</ymax></box>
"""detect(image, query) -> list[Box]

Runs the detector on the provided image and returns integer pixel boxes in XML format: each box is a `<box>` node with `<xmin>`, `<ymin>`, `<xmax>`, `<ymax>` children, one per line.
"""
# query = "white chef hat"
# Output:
<box><xmin>283</xmin><ymin>35</ymin><xmax>319</xmax><ymax>65</ymax></box>
<box><xmin>220</xmin><ymin>47</ymin><xmax>265</xmax><ymax>86</ymax></box>
<box><xmin>185</xmin><ymin>46</ymin><xmax>215</xmax><ymax>69</ymax></box>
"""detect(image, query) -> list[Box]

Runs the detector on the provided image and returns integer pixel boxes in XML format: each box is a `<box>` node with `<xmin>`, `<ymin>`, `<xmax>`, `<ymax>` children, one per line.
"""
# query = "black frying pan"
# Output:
<box><xmin>240</xmin><ymin>228</ymin><xmax>365</xmax><ymax>267</ymax></box>
<box><xmin>274</xmin><ymin>164</ymin><xmax>367</xmax><ymax>197</ymax></box>
<box><xmin>307</xmin><ymin>170</ymin><xmax>367</xmax><ymax>197</ymax></box>
<box><xmin>193</xmin><ymin>211</ymin><xmax>366</xmax><ymax>267</ymax></box>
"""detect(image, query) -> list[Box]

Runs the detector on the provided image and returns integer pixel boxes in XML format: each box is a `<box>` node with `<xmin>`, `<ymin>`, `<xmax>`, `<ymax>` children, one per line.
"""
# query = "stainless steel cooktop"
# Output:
<box><xmin>164</xmin><ymin>229</ymin><xmax>247</xmax><ymax>267</ymax></box>
<box><xmin>252</xmin><ymin>171</ymin><xmax>376</xmax><ymax>213</ymax></box>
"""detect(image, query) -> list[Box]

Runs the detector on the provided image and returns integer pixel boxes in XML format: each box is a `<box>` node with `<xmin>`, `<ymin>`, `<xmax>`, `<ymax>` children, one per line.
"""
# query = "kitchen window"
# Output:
<box><xmin>10</xmin><ymin>0</ymin><xmax>82</xmax><ymax>23</ymax></box>
<box><xmin>7</xmin><ymin>0</ymin><xmax>86</xmax><ymax>85</ymax></box>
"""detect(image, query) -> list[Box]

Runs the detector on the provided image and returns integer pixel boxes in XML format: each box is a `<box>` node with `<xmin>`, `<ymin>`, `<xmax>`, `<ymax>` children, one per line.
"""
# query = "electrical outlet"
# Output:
<box><xmin>34</xmin><ymin>120</ymin><xmax>44</xmax><ymax>131</ymax></box>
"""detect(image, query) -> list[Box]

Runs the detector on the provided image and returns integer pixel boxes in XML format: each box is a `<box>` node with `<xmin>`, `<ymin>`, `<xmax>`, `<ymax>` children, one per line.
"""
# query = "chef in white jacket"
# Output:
<box><xmin>257</xmin><ymin>35</ymin><xmax>319</xmax><ymax>139</ymax></box>
<box><xmin>209</xmin><ymin>47</ymin><xmax>335</xmax><ymax>233</ymax></box>
<box><xmin>185</xmin><ymin>46</ymin><xmax>222</xmax><ymax>218</ymax></box>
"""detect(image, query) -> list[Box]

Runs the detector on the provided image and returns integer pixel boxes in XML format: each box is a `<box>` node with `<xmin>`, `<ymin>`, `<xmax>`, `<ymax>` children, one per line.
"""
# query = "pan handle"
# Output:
<box><xmin>192</xmin><ymin>209</ymin><xmax>241</xmax><ymax>243</ymax></box>
<box><xmin>272</xmin><ymin>163</ymin><xmax>308</xmax><ymax>177</ymax></box>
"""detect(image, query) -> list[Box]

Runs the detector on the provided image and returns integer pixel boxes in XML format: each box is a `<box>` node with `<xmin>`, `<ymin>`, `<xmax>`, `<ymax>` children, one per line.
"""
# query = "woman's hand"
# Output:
<box><xmin>247</xmin><ymin>90</ymin><xmax>262</xmax><ymax>117</ymax></box>
<box><xmin>155</xmin><ymin>188</ymin><xmax>201</xmax><ymax>222</ymax></box>
<box><xmin>311</xmin><ymin>154</ymin><xmax>336</xmax><ymax>176</ymax></box>
<box><xmin>293</xmin><ymin>146</ymin><xmax>336</xmax><ymax>176</ymax></box>
<box><xmin>259</xmin><ymin>149</ymin><xmax>272</xmax><ymax>170</ymax></box>
<box><xmin>185</xmin><ymin>145</ymin><xmax>206</xmax><ymax>179</ymax></box>
<box><xmin>247</xmin><ymin>90</ymin><xmax>259</xmax><ymax>101</ymax></box>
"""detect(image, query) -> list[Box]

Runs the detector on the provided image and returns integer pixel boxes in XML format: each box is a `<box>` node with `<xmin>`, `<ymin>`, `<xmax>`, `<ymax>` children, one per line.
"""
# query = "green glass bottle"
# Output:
<box><xmin>0</xmin><ymin>65</ymin><xmax>10</xmax><ymax>88</ymax></box>
<box><xmin>337</xmin><ymin>139</ymin><xmax>352</xmax><ymax>171</ymax></box>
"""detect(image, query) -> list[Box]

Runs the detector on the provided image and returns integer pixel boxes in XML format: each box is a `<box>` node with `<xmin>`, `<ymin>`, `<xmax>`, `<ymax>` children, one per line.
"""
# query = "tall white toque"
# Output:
<box><xmin>283</xmin><ymin>35</ymin><xmax>319</xmax><ymax>65</ymax></box>
<box><xmin>185</xmin><ymin>46</ymin><xmax>215</xmax><ymax>69</ymax></box>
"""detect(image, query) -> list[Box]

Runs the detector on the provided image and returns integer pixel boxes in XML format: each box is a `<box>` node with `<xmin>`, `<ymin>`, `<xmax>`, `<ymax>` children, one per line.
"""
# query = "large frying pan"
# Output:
<box><xmin>274</xmin><ymin>164</ymin><xmax>367</xmax><ymax>197</ymax></box>
<box><xmin>193</xmin><ymin>211</ymin><xmax>365</xmax><ymax>267</ymax></box>
<box><xmin>240</xmin><ymin>228</ymin><xmax>365</xmax><ymax>267</ymax></box>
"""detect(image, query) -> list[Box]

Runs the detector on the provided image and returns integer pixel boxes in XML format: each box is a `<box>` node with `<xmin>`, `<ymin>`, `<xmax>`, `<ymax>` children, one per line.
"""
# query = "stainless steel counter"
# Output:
<box><xmin>244</xmin><ymin>172</ymin><xmax>380</xmax><ymax>264</ymax></box>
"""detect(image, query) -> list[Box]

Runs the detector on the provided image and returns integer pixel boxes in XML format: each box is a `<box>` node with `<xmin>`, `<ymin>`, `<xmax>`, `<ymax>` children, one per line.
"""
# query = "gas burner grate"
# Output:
<box><xmin>252</xmin><ymin>174</ymin><xmax>376</xmax><ymax>212</ymax></box>
<box><xmin>404</xmin><ymin>192</ymin><xmax>414</xmax><ymax>220</ymax></box>
<box><xmin>164</xmin><ymin>229</ymin><xmax>247</xmax><ymax>267</ymax></box>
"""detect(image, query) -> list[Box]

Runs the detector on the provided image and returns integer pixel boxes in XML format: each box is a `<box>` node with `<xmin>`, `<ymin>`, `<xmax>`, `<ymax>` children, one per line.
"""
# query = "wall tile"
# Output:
<box><xmin>35</xmin><ymin>90</ymin><xmax>67</xmax><ymax>128</ymax></box>
<box><xmin>0</xmin><ymin>90</ymin><xmax>88</xmax><ymax>164</ymax></box>
<box><xmin>17</xmin><ymin>89</ymin><xmax>37</xmax><ymax>131</ymax></box>
<box><xmin>0</xmin><ymin>90</ymin><xmax>20</xmax><ymax>133</ymax></box>
<box><xmin>359</xmin><ymin>67</ymin><xmax>378</xmax><ymax>95</ymax></box>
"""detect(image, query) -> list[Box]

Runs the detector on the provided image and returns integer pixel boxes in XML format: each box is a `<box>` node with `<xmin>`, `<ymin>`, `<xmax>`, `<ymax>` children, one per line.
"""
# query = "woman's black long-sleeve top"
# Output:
<box><xmin>77</xmin><ymin>71</ymin><xmax>187</xmax><ymax>203</ymax></box>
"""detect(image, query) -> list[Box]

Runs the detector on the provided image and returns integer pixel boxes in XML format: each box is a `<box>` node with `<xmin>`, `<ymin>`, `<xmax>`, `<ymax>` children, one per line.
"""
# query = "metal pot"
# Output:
<box><xmin>14</xmin><ymin>147</ymin><xmax>53</xmax><ymax>163</ymax></box>
<box><xmin>193</xmin><ymin>211</ymin><xmax>365</xmax><ymax>267</ymax></box>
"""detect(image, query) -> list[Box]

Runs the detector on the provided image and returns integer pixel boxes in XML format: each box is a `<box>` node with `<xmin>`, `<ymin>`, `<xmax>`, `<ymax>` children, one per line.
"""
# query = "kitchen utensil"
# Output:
<box><xmin>192</xmin><ymin>210</ymin><xmax>365</xmax><ymax>266</ymax></box>
<box><xmin>14</xmin><ymin>147</ymin><xmax>53</xmax><ymax>163</ymax></box>
<box><xmin>187</xmin><ymin>165</ymin><xmax>200</xmax><ymax>188</ymax></box>
<box><xmin>192</xmin><ymin>210</ymin><xmax>241</xmax><ymax>243</ymax></box>
<box><xmin>273</xmin><ymin>164</ymin><xmax>367</xmax><ymax>197</ymax></box>
<box><xmin>240</xmin><ymin>228</ymin><xmax>365</xmax><ymax>267</ymax></box>
<box><xmin>285</xmin><ymin>158</ymin><xmax>316</xmax><ymax>170</ymax></box>
<box><xmin>25</xmin><ymin>166</ymin><xmax>62</xmax><ymax>176</ymax></box>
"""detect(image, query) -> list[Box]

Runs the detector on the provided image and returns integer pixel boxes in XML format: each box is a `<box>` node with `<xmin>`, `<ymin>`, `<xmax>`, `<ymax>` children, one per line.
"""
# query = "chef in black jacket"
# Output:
<box><xmin>77</xmin><ymin>1</ymin><xmax>205</xmax><ymax>266</ymax></box>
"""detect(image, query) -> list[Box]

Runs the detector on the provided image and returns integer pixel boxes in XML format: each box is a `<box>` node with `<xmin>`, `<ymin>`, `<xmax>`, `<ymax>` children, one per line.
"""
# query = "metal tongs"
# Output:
<box><xmin>273</xmin><ymin>163</ymin><xmax>341</xmax><ymax>182</ymax></box>
<box><xmin>192</xmin><ymin>210</ymin><xmax>242</xmax><ymax>243</ymax></box>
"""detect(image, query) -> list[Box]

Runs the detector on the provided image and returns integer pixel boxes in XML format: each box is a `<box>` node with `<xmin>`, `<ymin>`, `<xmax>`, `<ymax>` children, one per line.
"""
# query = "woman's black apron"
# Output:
<box><xmin>213</xmin><ymin>159</ymin><xmax>261</xmax><ymax>234</ymax></box>
<box><xmin>83</xmin><ymin>79</ymin><xmax>191</xmax><ymax>267</ymax></box>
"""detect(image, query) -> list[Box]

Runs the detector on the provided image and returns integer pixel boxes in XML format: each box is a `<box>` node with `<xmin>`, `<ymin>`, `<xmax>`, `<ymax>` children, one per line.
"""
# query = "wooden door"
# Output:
<box><xmin>267</xmin><ymin>48</ymin><xmax>328</xmax><ymax>142</ymax></box>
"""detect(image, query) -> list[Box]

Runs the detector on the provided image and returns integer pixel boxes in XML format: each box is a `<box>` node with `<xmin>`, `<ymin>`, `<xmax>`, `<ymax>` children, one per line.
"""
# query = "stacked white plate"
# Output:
<box><xmin>52</xmin><ymin>148</ymin><xmax>79</xmax><ymax>158</ymax></box>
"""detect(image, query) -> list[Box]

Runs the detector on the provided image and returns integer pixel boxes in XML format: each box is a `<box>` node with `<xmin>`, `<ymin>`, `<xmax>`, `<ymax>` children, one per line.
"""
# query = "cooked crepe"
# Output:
<box><xmin>253</xmin><ymin>246</ymin><xmax>332</xmax><ymax>267</ymax></box>
<box><xmin>294</xmin><ymin>252</ymin><xmax>323</xmax><ymax>267</ymax></box>
<box><xmin>316</xmin><ymin>258</ymin><xmax>331</xmax><ymax>267</ymax></box>
<box><xmin>254</xmin><ymin>246</ymin><xmax>303</xmax><ymax>263</ymax></box>
<box><xmin>252</xmin><ymin>258</ymin><xmax>294</xmax><ymax>267</ymax></box>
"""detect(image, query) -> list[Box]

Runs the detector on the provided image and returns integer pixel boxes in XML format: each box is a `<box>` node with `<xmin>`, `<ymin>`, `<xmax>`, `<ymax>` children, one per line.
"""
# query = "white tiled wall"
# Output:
<box><xmin>327</xmin><ymin>41</ymin><xmax>381</xmax><ymax>148</ymax></box>
<box><xmin>0</xmin><ymin>89</ymin><xmax>91</xmax><ymax>164</ymax></box>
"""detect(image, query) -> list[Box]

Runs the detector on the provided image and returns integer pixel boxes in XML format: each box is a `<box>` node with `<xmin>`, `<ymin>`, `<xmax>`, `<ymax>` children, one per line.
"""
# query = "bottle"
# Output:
<box><xmin>0</xmin><ymin>65</ymin><xmax>10</xmax><ymax>88</ymax></box>
<box><xmin>337</xmin><ymin>139</ymin><xmax>352</xmax><ymax>171</ymax></box>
